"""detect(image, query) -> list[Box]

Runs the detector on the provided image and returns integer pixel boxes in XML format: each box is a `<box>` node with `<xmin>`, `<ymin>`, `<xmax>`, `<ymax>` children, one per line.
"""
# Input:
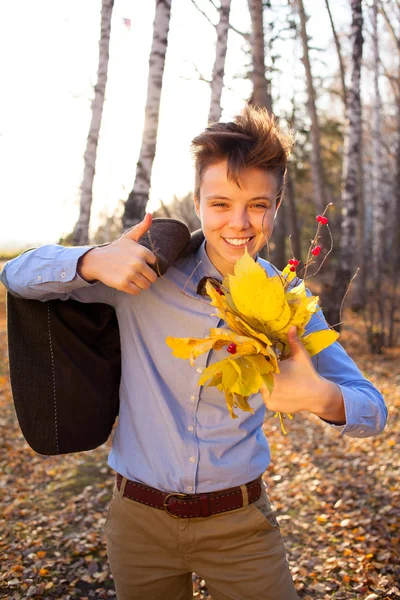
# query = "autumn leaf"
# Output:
<box><xmin>300</xmin><ymin>328</ymin><xmax>340</xmax><ymax>357</ymax></box>
<box><xmin>228</xmin><ymin>252</ymin><xmax>288</xmax><ymax>322</ymax></box>
<box><xmin>166</xmin><ymin>250</ymin><xmax>339</xmax><ymax>426</ymax></box>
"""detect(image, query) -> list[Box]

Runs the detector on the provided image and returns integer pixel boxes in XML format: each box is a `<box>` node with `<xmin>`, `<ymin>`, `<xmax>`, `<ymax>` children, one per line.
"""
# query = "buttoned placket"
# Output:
<box><xmin>183</xmin><ymin>307</ymin><xmax>222</xmax><ymax>495</ymax></box>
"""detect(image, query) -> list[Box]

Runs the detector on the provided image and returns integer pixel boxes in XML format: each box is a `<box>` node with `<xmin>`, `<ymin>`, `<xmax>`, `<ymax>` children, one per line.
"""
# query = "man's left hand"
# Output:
<box><xmin>260</xmin><ymin>326</ymin><xmax>346</xmax><ymax>424</ymax></box>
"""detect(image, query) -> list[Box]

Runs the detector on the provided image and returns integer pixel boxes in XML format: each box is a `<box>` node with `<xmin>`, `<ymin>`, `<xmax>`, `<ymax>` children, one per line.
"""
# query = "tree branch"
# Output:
<box><xmin>189</xmin><ymin>0</ymin><xmax>216</xmax><ymax>27</ymax></box>
<box><xmin>324</xmin><ymin>0</ymin><xmax>347</xmax><ymax>108</ymax></box>
<box><xmin>378</xmin><ymin>0</ymin><xmax>400</xmax><ymax>53</ymax></box>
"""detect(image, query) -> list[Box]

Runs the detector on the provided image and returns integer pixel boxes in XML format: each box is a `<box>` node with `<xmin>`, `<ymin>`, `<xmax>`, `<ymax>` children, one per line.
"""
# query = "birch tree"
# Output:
<box><xmin>371</xmin><ymin>0</ymin><xmax>385</xmax><ymax>280</ymax></box>
<box><xmin>122</xmin><ymin>0</ymin><xmax>172</xmax><ymax>230</ymax></box>
<box><xmin>328</xmin><ymin>0</ymin><xmax>364</xmax><ymax>326</ymax></box>
<box><xmin>296</xmin><ymin>0</ymin><xmax>328</xmax><ymax>215</ymax></box>
<box><xmin>209</xmin><ymin>0</ymin><xmax>232</xmax><ymax>123</ymax></box>
<box><xmin>248</xmin><ymin>0</ymin><xmax>272</xmax><ymax>111</ymax></box>
<box><xmin>73</xmin><ymin>0</ymin><xmax>114</xmax><ymax>246</ymax></box>
<box><xmin>246</xmin><ymin>0</ymin><xmax>285</xmax><ymax>266</ymax></box>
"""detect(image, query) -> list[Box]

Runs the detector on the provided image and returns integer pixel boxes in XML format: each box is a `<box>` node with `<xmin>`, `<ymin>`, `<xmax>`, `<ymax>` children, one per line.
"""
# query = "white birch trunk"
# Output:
<box><xmin>247</xmin><ymin>0</ymin><xmax>272</xmax><ymax>111</ymax></box>
<box><xmin>73</xmin><ymin>0</ymin><xmax>114</xmax><ymax>246</ymax></box>
<box><xmin>297</xmin><ymin>0</ymin><xmax>327</xmax><ymax>215</ymax></box>
<box><xmin>208</xmin><ymin>0</ymin><xmax>231</xmax><ymax>123</ymax></box>
<box><xmin>340</xmin><ymin>0</ymin><xmax>363</xmax><ymax>274</ymax></box>
<box><xmin>123</xmin><ymin>0</ymin><xmax>172</xmax><ymax>230</ymax></box>
<box><xmin>371</xmin><ymin>0</ymin><xmax>385</xmax><ymax>279</ymax></box>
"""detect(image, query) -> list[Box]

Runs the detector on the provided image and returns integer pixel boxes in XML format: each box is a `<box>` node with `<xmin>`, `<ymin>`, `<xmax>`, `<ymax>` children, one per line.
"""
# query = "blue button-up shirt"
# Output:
<box><xmin>0</xmin><ymin>242</ymin><xmax>387</xmax><ymax>493</ymax></box>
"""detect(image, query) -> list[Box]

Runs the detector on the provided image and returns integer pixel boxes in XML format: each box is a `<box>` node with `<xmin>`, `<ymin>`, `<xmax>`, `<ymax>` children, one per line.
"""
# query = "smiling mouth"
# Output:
<box><xmin>223</xmin><ymin>237</ymin><xmax>253</xmax><ymax>248</ymax></box>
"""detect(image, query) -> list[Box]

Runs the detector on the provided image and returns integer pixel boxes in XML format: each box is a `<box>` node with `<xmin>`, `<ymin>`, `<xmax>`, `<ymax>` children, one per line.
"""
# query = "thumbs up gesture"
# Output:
<box><xmin>77</xmin><ymin>213</ymin><xmax>158</xmax><ymax>296</ymax></box>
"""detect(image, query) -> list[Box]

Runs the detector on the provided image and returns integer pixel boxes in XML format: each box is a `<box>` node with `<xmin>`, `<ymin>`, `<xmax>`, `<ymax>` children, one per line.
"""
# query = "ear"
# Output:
<box><xmin>193</xmin><ymin>195</ymin><xmax>200</xmax><ymax>219</ymax></box>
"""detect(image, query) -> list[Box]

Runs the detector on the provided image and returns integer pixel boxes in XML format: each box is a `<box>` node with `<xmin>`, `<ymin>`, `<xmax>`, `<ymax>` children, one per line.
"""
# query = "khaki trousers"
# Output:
<box><xmin>104</xmin><ymin>478</ymin><xmax>298</xmax><ymax>600</ymax></box>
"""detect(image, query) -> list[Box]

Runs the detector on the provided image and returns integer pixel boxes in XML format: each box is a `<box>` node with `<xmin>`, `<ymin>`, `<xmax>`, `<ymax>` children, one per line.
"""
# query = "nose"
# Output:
<box><xmin>228</xmin><ymin>208</ymin><xmax>250</xmax><ymax>230</ymax></box>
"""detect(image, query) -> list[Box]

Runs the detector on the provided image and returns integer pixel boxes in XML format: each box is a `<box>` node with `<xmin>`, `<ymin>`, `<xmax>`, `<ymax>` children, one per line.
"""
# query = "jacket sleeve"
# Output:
<box><xmin>306</xmin><ymin>307</ymin><xmax>387</xmax><ymax>439</ymax></box>
<box><xmin>0</xmin><ymin>244</ymin><xmax>117</xmax><ymax>306</ymax></box>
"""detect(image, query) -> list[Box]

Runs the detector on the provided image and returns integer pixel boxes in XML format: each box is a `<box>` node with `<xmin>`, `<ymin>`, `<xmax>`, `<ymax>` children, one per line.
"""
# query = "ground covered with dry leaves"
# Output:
<box><xmin>0</xmin><ymin>283</ymin><xmax>399</xmax><ymax>600</ymax></box>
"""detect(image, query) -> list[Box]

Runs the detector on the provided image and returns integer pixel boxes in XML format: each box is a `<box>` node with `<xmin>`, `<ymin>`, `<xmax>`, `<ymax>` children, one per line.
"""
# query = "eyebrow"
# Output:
<box><xmin>206</xmin><ymin>195</ymin><xmax>274</xmax><ymax>201</ymax></box>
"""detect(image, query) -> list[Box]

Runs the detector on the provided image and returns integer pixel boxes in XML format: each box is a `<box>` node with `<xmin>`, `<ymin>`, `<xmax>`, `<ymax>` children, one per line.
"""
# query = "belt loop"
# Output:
<box><xmin>120</xmin><ymin>476</ymin><xmax>128</xmax><ymax>497</ymax></box>
<box><xmin>240</xmin><ymin>484</ymin><xmax>249</xmax><ymax>508</ymax></box>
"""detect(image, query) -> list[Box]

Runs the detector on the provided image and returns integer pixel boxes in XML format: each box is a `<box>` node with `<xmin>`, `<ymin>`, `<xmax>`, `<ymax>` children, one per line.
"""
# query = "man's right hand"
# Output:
<box><xmin>77</xmin><ymin>213</ymin><xmax>158</xmax><ymax>296</ymax></box>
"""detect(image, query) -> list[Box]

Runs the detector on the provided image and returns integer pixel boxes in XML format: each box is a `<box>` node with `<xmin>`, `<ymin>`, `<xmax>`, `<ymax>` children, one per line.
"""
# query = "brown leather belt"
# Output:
<box><xmin>116</xmin><ymin>474</ymin><xmax>262</xmax><ymax>518</ymax></box>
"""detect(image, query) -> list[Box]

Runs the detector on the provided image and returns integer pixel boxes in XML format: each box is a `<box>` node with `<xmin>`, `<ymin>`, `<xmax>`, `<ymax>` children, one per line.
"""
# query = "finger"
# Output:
<box><xmin>287</xmin><ymin>326</ymin><xmax>303</xmax><ymax>357</ymax></box>
<box><xmin>136</xmin><ymin>244</ymin><xmax>157</xmax><ymax>266</ymax></box>
<box><xmin>123</xmin><ymin>213</ymin><xmax>153</xmax><ymax>243</ymax></box>
<box><xmin>120</xmin><ymin>281</ymin><xmax>143</xmax><ymax>296</ymax></box>
<box><xmin>141</xmin><ymin>262</ymin><xmax>158</xmax><ymax>283</ymax></box>
<box><xmin>130</xmin><ymin>272</ymin><xmax>155</xmax><ymax>291</ymax></box>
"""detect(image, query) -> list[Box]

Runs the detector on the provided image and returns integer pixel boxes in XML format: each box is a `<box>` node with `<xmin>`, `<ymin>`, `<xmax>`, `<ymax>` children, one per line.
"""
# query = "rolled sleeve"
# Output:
<box><xmin>0</xmin><ymin>245</ymin><xmax>116</xmax><ymax>305</ymax></box>
<box><xmin>306</xmin><ymin>303</ymin><xmax>387</xmax><ymax>438</ymax></box>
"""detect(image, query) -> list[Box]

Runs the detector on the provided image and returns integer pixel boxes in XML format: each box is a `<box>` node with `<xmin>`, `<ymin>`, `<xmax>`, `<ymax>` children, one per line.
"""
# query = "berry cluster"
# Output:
<box><xmin>311</xmin><ymin>245</ymin><xmax>321</xmax><ymax>256</ymax></box>
<box><xmin>288</xmin><ymin>258</ymin><xmax>299</xmax><ymax>272</ymax></box>
<box><xmin>316</xmin><ymin>215</ymin><xmax>329</xmax><ymax>225</ymax></box>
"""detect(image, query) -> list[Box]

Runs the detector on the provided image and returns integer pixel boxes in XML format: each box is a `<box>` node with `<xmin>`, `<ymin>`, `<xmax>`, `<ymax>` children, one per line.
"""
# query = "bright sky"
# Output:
<box><xmin>0</xmin><ymin>0</ymin><xmax>351</xmax><ymax>249</ymax></box>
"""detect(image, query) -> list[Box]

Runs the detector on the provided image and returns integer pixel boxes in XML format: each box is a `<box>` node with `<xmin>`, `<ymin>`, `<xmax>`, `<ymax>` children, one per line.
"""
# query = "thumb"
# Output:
<box><xmin>123</xmin><ymin>213</ymin><xmax>153</xmax><ymax>242</ymax></box>
<box><xmin>287</xmin><ymin>326</ymin><xmax>303</xmax><ymax>357</ymax></box>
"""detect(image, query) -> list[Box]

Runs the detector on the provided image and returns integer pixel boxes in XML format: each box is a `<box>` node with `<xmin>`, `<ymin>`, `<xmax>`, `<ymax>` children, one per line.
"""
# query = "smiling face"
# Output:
<box><xmin>194</xmin><ymin>159</ymin><xmax>279</xmax><ymax>276</ymax></box>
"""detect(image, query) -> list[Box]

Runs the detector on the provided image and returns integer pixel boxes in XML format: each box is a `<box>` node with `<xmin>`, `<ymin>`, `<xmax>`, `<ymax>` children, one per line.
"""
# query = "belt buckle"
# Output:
<box><xmin>163</xmin><ymin>492</ymin><xmax>187</xmax><ymax>518</ymax></box>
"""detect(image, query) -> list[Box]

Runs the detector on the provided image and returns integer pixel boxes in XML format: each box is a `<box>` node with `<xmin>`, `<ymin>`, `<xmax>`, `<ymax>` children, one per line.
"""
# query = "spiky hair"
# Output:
<box><xmin>191</xmin><ymin>104</ymin><xmax>295</xmax><ymax>205</ymax></box>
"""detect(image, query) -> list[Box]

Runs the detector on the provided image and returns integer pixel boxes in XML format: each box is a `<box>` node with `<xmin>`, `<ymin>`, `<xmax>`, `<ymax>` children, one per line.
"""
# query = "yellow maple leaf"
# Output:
<box><xmin>165</xmin><ymin>250</ymin><xmax>339</xmax><ymax>428</ymax></box>
<box><xmin>300</xmin><ymin>329</ymin><xmax>340</xmax><ymax>357</ymax></box>
<box><xmin>228</xmin><ymin>251</ymin><xmax>288</xmax><ymax>323</ymax></box>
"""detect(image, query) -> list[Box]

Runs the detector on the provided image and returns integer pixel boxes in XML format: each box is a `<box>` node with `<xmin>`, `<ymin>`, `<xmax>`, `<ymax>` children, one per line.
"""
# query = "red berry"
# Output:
<box><xmin>288</xmin><ymin>259</ymin><xmax>294</xmax><ymax>265</ymax></box>
<box><xmin>311</xmin><ymin>246</ymin><xmax>321</xmax><ymax>256</ymax></box>
<box><xmin>289</xmin><ymin>265</ymin><xmax>296</xmax><ymax>272</ymax></box>
<box><xmin>227</xmin><ymin>342</ymin><xmax>237</xmax><ymax>354</ymax></box>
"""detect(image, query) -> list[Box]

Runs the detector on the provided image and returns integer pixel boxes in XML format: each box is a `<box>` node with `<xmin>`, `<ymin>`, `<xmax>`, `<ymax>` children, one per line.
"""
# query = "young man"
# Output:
<box><xmin>1</xmin><ymin>106</ymin><xmax>387</xmax><ymax>600</ymax></box>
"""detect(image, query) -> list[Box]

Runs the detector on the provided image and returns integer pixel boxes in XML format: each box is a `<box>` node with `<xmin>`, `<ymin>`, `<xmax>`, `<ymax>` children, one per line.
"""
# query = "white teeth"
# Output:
<box><xmin>224</xmin><ymin>238</ymin><xmax>251</xmax><ymax>246</ymax></box>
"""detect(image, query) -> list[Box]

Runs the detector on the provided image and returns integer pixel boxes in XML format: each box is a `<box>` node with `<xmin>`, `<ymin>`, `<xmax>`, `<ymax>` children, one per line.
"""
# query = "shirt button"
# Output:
<box><xmin>61</xmin><ymin>270</ymin><xmax>66</xmax><ymax>278</ymax></box>
<box><xmin>189</xmin><ymin>456</ymin><xmax>195</xmax><ymax>463</ymax></box>
<box><xmin>37</xmin><ymin>275</ymin><xmax>42</xmax><ymax>281</ymax></box>
<box><xmin>190</xmin><ymin>395</ymin><xmax>196</xmax><ymax>402</ymax></box>
<box><xmin>188</xmin><ymin>425</ymin><xmax>194</xmax><ymax>432</ymax></box>
<box><xmin>196</xmin><ymin>367</ymin><xmax>203</xmax><ymax>373</ymax></box>
<box><xmin>187</xmin><ymin>486</ymin><xmax>193</xmax><ymax>492</ymax></box>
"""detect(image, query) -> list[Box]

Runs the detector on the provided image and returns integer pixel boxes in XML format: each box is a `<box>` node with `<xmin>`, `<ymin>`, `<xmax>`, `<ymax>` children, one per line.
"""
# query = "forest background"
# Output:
<box><xmin>0</xmin><ymin>0</ymin><xmax>399</xmax><ymax>599</ymax></box>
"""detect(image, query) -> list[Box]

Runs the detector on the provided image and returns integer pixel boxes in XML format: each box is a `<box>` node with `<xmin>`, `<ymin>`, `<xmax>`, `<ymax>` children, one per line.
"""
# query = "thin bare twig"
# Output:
<box><xmin>330</xmin><ymin>268</ymin><xmax>360</xmax><ymax>329</ymax></box>
<box><xmin>378</xmin><ymin>0</ymin><xmax>400</xmax><ymax>53</ymax></box>
<box><xmin>306</xmin><ymin>223</ymin><xmax>334</xmax><ymax>279</ymax></box>
<box><xmin>189</xmin><ymin>0</ymin><xmax>216</xmax><ymax>27</ymax></box>
<box><xmin>181</xmin><ymin>61</ymin><xmax>211</xmax><ymax>85</ymax></box>
<box><xmin>229</xmin><ymin>23</ymin><xmax>250</xmax><ymax>42</ymax></box>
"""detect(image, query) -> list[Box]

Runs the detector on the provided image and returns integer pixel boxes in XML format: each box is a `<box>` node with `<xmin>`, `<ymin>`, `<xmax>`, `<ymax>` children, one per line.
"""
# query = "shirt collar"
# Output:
<box><xmin>194</xmin><ymin>240</ymin><xmax>264</xmax><ymax>281</ymax></box>
<box><xmin>195</xmin><ymin>240</ymin><xmax>223</xmax><ymax>282</ymax></box>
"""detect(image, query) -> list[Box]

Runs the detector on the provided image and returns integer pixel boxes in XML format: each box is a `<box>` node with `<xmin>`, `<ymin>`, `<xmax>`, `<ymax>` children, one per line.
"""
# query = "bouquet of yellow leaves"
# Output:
<box><xmin>166</xmin><ymin>212</ymin><xmax>340</xmax><ymax>433</ymax></box>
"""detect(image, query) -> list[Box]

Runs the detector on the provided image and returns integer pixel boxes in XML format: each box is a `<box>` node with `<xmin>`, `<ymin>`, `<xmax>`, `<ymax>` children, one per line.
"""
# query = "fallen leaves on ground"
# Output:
<box><xmin>0</xmin><ymin>284</ymin><xmax>399</xmax><ymax>599</ymax></box>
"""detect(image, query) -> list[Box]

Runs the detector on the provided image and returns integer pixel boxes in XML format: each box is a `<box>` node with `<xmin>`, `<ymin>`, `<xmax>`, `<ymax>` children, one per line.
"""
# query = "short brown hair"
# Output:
<box><xmin>191</xmin><ymin>104</ymin><xmax>295</xmax><ymax>205</ymax></box>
